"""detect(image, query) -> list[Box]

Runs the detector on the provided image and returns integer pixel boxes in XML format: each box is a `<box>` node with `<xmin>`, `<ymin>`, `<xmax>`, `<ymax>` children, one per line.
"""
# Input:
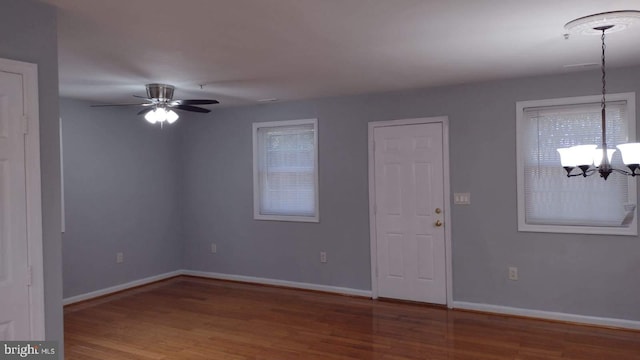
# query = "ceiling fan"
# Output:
<box><xmin>91</xmin><ymin>83</ymin><xmax>219</xmax><ymax>125</ymax></box>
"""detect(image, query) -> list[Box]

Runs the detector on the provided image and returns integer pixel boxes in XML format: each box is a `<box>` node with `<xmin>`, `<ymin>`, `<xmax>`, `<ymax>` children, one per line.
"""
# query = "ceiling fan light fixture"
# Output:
<box><xmin>144</xmin><ymin>109</ymin><xmax>158</xmax><ymax>124</ymax></box>
<box><xmin>145</xmin><ymin>108</ymin><xmax>166</xmax><ymax>124</ymax></box>
<box><xmin>144</xmin><ymin>108</ymin><xmax>180</xmax><ymax>125</ymax></box>
<box><xmin>166</xmin><ymin>109</ymin><xmax>179</xmax><ymax>124</ymax></box>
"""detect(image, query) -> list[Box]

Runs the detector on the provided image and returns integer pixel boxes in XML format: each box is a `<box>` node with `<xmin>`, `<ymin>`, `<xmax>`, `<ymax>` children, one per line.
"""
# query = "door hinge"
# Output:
<box><xmin>27</xmin><ymin>265</ymin><xmax>33</xmax><ymax>286</ymax></box>
<box><xmin>22</xmin><ymin>115</ymin><xmax>29</xmax><ymax>134</ymax></box>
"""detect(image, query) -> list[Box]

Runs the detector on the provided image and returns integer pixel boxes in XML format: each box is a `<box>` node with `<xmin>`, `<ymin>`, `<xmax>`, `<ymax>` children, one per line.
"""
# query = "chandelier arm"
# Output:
<box><xmin>626</xmin><ymin>164</ymin><xmax>640</xmax><ymax>176</ymax></box>
<box><xmin>561</xmin><ymin>167</ymin><xmax>640</xmax><ymax>177</ymax></box>
<box><xmin>566</xmin><ymin>173</ymin><xmax>589</xmax><ymax>178</ymax></box>
<box><xmin>565</xmin><ymin>167</ymin><xmax>598</xmax><ymax>177</ymax></box>
<box><xmin>611</xmin><ymin>167</ymin><xmax>634</xmax><ymax>176</ymax></box>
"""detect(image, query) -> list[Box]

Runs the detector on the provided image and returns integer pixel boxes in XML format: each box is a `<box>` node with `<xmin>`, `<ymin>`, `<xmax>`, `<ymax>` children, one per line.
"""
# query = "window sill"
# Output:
<box><xmin>518</xmin><ymin>222</ymin><xmax>637</xmax><ymax>236</ymax></box>
<box><xmin>254</xmin><ymin>213</ymin><xmax>319</xmax><ymax>223</ymax></box>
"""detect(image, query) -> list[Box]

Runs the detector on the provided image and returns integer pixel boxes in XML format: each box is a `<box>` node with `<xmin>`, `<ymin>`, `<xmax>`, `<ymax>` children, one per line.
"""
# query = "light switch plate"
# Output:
<box><xmin>454</xmin><ymin>192</ymin><xmax>471</xmax><ymax>205</ymax></box>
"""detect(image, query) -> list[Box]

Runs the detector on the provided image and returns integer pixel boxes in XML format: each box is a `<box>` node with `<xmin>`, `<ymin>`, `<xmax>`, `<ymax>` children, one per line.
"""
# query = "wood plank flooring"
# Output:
<box><xmin>64</xmin><ymin>276</ymin><xmax>640</xmax><ymax>359</ymax></box>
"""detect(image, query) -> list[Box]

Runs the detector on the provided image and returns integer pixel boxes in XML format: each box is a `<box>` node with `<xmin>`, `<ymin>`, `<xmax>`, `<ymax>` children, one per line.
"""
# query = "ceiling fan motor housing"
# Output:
<box><xmin>146</xmin><ymin>83</ymin><xmax>175</xmax><ymax>101</ymax></box>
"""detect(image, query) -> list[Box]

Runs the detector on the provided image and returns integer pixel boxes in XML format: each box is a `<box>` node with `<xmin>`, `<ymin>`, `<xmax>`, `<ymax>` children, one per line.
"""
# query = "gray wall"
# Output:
<box><xmin>180</xmin><ymin>66</ymin><xmax>640</xmax><ymax>321</ymax></box>
<box><xmin>58</xmin><ymin>60</ymin><xmax>640</xmax><ymax>321</ymax></box>
<box><xmin>180</xmin><ymin>101</ymin><xmax>372</xmax><ymax>288</ymax></box>
<box><xmin>0</xmin><ymin>0</ymin><xmax>63</xmax><ymax>349</ymax></box>
<box><xmin>60</xmin><ymin>99</ymin><xmax>183</xmax><ymax>297</ymax></box>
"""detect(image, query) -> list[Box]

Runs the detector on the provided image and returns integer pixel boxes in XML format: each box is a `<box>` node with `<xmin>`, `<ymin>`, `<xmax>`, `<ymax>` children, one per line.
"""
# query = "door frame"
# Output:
<box><xmin>368</xmin><ymin>116</ymin><xmax>452</xmax><ymax>307</ymax></box>
<box><xmin>0</xmin><ymin>58</ymin><xmax>44</xmax><ymax>339</ymax></box>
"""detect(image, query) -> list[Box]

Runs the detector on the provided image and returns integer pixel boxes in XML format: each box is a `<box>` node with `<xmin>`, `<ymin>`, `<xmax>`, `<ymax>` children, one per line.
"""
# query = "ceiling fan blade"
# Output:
<box><xmin>170</xmin><ymin>99</ymin><xmax>219</xmax><ymax>106</ymax></box>
<box><xmin>171</xmin><ymin>104</ymin><xmax>211</xmax><ymax>113</ymax></box>
<box><xmin>90</xmin><ymin>103</ymin><xmax>146</xmax><ymax>107</ymax></box>
<box><xmin>137</xmin><ymin>107</ymin><xmax>154</xmax><ymax>116</ymax></box>
<box><xmin>132</xmin><ymin>95</ymin><xmax>154</xmax><ymax>101</ymax></box>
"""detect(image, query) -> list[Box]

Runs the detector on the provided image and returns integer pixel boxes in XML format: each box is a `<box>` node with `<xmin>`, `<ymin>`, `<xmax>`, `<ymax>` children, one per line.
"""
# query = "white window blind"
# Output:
<box><xmin>253</xmin><ymin>119</ymin><xmax>318</xmax><ymax>222</ymax></box>
<box><xmin>516</xmin><ymin>93</ymin><xmax>637</xmax><ymax>235</ymax></box>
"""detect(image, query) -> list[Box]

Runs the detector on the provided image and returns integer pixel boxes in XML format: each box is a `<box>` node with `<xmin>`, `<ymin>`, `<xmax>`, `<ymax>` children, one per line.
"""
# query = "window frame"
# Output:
<box><xmin>252</xmin><ymin>118</ymin><xmax>319</xmax><ymax>223</ymax></box>
<box><xmin>516</xmin><ymin>92</ymin><xmax>637</xmax><ymax>235</ymax></box>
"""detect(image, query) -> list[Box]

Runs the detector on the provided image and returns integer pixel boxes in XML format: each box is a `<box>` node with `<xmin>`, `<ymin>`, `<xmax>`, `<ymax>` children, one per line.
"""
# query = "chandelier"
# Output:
<box><xmin>557</xmin><ymin>10</ymin><xmax>640</xmax><ymax>180</ymax></box>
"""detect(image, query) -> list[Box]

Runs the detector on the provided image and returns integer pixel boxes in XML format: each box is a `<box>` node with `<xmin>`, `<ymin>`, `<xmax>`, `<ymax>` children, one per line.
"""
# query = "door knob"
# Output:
<box><xmin>435</xmin><ymin>220</ymin><xmax>443</xmax><ymax>227</ymax></box>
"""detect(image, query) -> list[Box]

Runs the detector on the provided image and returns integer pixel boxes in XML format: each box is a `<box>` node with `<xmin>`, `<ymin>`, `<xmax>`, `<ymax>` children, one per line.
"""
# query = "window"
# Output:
<box><xmin>253</xmin><ymin>119</ymin><xmax>319</xmax><ymax>222</ymax></box>
<box><xmin>516</xmin><ymin>93</ymin><xmax>637</xmax><ymax>235</ymax></box>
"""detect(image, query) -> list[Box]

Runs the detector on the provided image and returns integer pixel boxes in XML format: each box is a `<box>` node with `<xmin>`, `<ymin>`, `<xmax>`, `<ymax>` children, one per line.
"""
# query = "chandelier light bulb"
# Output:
<box><xmin>617</xmin><ymin>143</ymin><xmax>640</xmax><ymax>166</ymax></box>
<box><xmin>557</xmin><ymin>147</ymin><xmax>579</xmax><ymax>167</ymax></box>
<box><xmin>572</xmin><ymin>145</ymin><xmax>598</xmax><ymax>167</ymax></box>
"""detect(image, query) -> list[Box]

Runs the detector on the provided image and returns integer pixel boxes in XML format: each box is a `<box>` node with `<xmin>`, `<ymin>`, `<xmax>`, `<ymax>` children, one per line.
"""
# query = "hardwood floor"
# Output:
<box><xmin>64</xmin><ymin>276</ymin><xmax>640</xmax><ymax>359</ymax></box>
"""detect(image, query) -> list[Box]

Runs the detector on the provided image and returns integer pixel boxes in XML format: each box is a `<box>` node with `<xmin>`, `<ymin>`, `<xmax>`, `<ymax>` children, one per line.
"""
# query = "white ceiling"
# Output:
<box><xmin>43</xmin><ymin>0</ymin><xmax>640</xmax><ymax>107</ymax></box>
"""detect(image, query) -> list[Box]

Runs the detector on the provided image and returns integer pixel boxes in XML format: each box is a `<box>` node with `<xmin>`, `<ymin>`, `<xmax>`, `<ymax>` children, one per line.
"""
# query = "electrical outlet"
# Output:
<box><xmin>211</xmin><ymin>243</ymin><xmax>217</xmax><ymax>254</ymax></box>
<box><xmin>320</xmin><ymin>251</ymin><xmax>327</xmax><ymax>263</ymax></box>
<box><xmin>508</xmin><ymin>266</ymin><xmax>518</xmax><ymax>281</ymax></box>
<box><xmin>116</xmin><ymin>252</ymin><xmax>124</xmax><ymax>264</ymax></box>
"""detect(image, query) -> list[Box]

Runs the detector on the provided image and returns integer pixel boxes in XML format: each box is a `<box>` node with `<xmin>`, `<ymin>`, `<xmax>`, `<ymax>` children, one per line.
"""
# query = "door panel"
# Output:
<box><xmin>374</xmin><ymin>122</ymin><xmax>446</xmax><ymax>304</ymax></box>
<box><xmin>383</xmin><ymin>163</ymin><xmax>402</xmax><ymax>215</ymax></box>
<box><xmin>417</xmin><ymin>235</ymin><xmax>434</xmax><ymax>280</ymax></box>
<box><xmin>414</xmin><ymin>163</ymin><xmax>431</xmax><ymax>216</ymax></box>
<box><xmin>387</xmin><ymin>234</ymin><xmax>405</xmax><ymax>278</ymax></box>
<box><xmin>0</xmin><ymin>71</ymin><xmax>29</xmax><ymax>340</ymax></box>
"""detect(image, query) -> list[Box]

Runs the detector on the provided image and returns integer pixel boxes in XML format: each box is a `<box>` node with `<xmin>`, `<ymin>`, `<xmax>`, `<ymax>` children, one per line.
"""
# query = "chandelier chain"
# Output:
<box><xmin>601</xmin><ymin>30</ymin><xmax>606</xmax><ymax>111</ymax></box>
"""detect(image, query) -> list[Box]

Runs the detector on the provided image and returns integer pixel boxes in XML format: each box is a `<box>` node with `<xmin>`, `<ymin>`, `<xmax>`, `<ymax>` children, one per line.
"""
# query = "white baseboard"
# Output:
<box><xmin>453</xmin><ymin>301</ymin><xmax>640</xmax><ymax>330</ymax></box>
<box><xmin>182</xmin><ymin>270</ymin><xmax>372</xmax><ymax>298</ymax></box>
<box><xmin>63</xmin><ymin>270</ymin><xmax>182</xmax><ymax>305</ymax></box>
<box><xmin>63</xmin><ymin>269</ymin><xmax>371</xmax><ymax>305</ymax></box>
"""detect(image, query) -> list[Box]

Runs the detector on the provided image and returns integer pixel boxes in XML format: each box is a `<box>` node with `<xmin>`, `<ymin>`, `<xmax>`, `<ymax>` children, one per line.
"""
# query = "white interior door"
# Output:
<box><xmin>373</xmin><ymin>122</ymin><xmax>447</xmax><ymax>304</ymax></box>
<box><xmin>0</xmin><ymin>70</ymin><xmax>30</xmax><ymax>340</ymax></box>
